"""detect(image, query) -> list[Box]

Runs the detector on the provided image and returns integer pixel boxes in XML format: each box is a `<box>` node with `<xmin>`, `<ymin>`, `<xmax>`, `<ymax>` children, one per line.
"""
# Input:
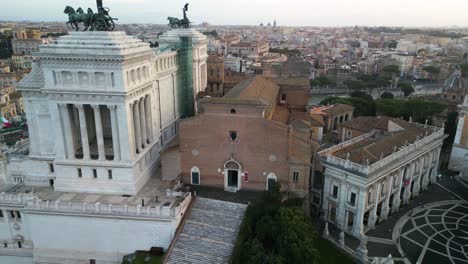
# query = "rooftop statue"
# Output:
<box><xmin>64</xmin><ymin>0</ymin><xmax>118</xmax><ymax>31</ymax></box>
<box><xmin>167</xmin><ymin>3</ymin><xmax>191</xmax><ymax>29</ymax></box>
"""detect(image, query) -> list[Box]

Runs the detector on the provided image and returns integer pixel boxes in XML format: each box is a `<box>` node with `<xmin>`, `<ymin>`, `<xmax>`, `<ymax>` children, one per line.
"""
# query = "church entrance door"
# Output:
<box><xmin>227</xmin><ymin>170</ymin><xmax>239</xmax><ymax>188</ymax></box>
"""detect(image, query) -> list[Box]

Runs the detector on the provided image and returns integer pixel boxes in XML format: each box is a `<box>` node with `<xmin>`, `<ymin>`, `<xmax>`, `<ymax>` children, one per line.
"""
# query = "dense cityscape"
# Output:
<box><xmin>0</xmin><ymin>1</ymin><xmax>467</xmax><ymax>264</ymax></box>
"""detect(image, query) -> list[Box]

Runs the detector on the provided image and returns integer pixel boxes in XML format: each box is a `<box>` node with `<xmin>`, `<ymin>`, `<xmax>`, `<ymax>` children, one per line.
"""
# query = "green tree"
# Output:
<box><xmin>383</xmin><ymin>65</ymin><xmax>400</xmax><ymax>76</ymax></box>
<box><xmin>423</xmin><ymin>66</ymin><xmax>440</xmax><ymax>80</ymax></box>
<box><xmin>231</xmin><ymin>183</ymin><xmax>320</xmax><ymax>264</ymax></box>
<box><xmin>344</xmin><ymin>80</ymin><xmax>366</xmax><ymax>90</ymax></box>
<box><xmin>320</xmin><ymin>96</ymin><xmax>376</xmax><ymax>117</ymax></box>
<box><xmin>460</xmin><ymin>63</ymin><xmax>468</xmax><ymax>78</ymax></box>
<box><xmin>310</xmin><ymin>76</ymin><xmax>333</xmax><ymax>88</ymax></box>
<box><xmin>376</xmin><ymin>99</ymin><xmax>446</xmax><ymax>123</ymax></box>
<box><xmin>398</xmin><ymin>82</ymin><xmax>415</xmax><ymax>97</ymax></box>
<box><xmin>380</xmin><ymin>92</ymin><xmax>394</xmax><ymax>99</ymax></box>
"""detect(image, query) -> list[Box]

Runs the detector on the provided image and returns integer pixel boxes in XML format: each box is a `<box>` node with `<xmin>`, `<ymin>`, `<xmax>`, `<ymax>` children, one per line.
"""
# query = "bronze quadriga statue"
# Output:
<box><xmin>64</xmin><ymin>0</ymin><xmax>118</xmax><ymax>31</ymax></box>
<box><xmin>168</xmin><ymin>3</ymin><xmax>191</xmax><ymax>29</ymax></box>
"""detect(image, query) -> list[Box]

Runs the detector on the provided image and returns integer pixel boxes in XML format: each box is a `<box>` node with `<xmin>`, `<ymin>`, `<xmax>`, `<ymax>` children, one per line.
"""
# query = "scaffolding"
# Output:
<box><xmin>178</xmin><ymin>37</ymin><xmax>194</xmax><ymax>118</ymax></box>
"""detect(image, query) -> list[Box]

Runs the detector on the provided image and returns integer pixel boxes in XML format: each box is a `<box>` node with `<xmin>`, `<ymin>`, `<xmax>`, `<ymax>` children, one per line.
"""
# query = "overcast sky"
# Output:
<box><xmin>1</xmin><ymin>0</ymin><xmax>468</xmax><ymax>27</ymax></box>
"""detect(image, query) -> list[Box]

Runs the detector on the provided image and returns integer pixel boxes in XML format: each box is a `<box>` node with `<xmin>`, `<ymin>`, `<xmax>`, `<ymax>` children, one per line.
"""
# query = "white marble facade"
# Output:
<box><xmin>320</xmin><ymin>124</ymin><xmax>446</xmax><ymax>238</ymax></box>
<box><xmin>449</xmin><ymin>95</ymin><xmax>468</xmax><ymax>174</ymax></box>
<box><xmin>8</xmin><ymin>30</ymin><xmax>207</xmax><ymax>195</ymax></box>
<box><xmin>0</xmin><ymin>30</ymin><xmax>206</xmax><ymax>264</ymax></box>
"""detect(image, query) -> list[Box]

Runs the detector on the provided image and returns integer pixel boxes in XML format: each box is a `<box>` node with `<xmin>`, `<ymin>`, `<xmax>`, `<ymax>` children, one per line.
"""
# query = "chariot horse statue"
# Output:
<box><xmin>168</xmin><ymin>3</ymin><xmax>191</xmax><ymax>29</ymax></box>
<box><xmin>64</xmin><ymin>0</ymin><xmax>117</xmax><ymax>31</ymax></box>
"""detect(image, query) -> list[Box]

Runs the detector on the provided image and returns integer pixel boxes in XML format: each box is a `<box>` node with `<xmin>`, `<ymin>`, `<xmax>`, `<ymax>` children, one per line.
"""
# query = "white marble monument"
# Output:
<box><xmin>0</xmin><ymin>30</ymin><xmax>207</xmax><ymax>264</ymax></box>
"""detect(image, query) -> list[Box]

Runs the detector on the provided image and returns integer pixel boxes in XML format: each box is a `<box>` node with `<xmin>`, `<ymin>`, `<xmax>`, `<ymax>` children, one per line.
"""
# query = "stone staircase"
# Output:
<box><xmin>166</xmin><ymin>197</ymin><xmax>247</xmax><ymax>264</ymax></box>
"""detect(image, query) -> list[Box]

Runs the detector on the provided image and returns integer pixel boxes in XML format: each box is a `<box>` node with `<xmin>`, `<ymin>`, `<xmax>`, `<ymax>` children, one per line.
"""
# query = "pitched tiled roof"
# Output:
<box><xmin>289</xmin><ymin>111</ymin><xmax>325</xmax><ymax>127</ymax></box>
<box><xmin>271</xmin><ymin>105</ymin><xmax>290</xmax><ymax>124</ymax></box>
<box><xmin>224</xmin><ymin>76</ymin><xmax>279</xmax><ymax>106</ymax></box>
<box><xmin>334</xmin><ymin>120</ymin><xmax>434</xmax><ymax>166</ymax></box>
<box><xmin>322</xmin><ymin>104</ymin><xmax>354</xmax><ymax>116</ymax></box>
<box><xmin>340</xmin><ymin>116</ymin><xmax>391</xmax><ymax>132</ymax></box>
<box><xmin>267</xmin><ymin>77</ymin><xmax>310</xmax><ymax>87</ymax></box>
<box><xmin>199</xmin><ymin>97</ymin><xmax>266</xmax><ymax>106</ymax></box>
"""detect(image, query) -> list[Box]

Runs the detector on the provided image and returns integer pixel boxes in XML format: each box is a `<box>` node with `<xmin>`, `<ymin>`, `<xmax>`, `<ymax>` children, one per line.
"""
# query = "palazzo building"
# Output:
<box><xmin>319</xmin><ymin>118</ymin><xmax>445</xmax><ymax>237</ymax></box>
<box><xmin>0</xmin><ymin>29</ymin><xmax>207</xmax><ymax>264</ymax></box>
<box><xmin>449</xmin><ymin>95</ymin><xmax>468</xmax><ymax>174</ymax></box>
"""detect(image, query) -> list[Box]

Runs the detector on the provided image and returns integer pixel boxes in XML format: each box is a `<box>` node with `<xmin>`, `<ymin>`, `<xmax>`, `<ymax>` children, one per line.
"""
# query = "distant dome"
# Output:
<box><xmin>443</xmin><ymin>68</ymin><xmax>465</xmax><ymax>92</ymax></box>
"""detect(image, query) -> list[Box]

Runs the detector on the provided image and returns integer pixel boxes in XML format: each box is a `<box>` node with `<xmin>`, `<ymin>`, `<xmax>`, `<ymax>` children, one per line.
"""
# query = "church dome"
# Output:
<box><xmin>443</xmin><ymin>67</ymin><xmax>465</xmax><ymax>92</ymax></box>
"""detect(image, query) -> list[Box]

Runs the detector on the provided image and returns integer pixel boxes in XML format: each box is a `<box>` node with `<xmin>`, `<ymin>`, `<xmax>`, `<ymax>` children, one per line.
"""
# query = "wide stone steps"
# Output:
<box><xmin>182</xmin><ymin>222</ymin><xmax>238</xmax><ymax>242</ymax></box>
<box><xmin>188</xmin><ymin>210</ymin><xmax>242</xmax><ymax>230</ymax></box>
<box><xmin>166</xmin><ymin>197</ymin><xmax>247</xmax><ymax>264</ymax></box>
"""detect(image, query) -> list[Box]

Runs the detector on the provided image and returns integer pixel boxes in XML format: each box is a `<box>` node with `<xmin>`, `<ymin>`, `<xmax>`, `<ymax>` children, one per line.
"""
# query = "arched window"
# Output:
<box><xmin>266</xmin><ymin>173</ymin><xmax>277</xmax><ymax>191</ymax></box>
<box><xmin>191</xmin><ymin>167</ymin><xmax>200</xmax><ymax>185</ymax></box>
<box><xmin>339</xmin><ymin>116</ymin><xmax>344</xmax><ymax>123</ymax></box>
<box><xmin>345</xmin><ymin>114</ymin><xmax>349</xmax><ymax>122</ymax></box>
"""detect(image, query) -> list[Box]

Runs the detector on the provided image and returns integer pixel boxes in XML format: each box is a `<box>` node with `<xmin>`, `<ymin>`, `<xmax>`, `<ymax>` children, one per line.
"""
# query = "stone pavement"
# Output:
<box><xmin>362</xmin><ymin>174</ymin><xmax>468</xmax><ymax>264</ymax></box>
<box><xmin>395</xmin><ymin>200</ymin><xmax>468</xmax><ymax>264</ymax></box>
<box><xmin>166</xmin><ymin>197</ymin><xmax>247</xmax><ymax>264</ymax></box>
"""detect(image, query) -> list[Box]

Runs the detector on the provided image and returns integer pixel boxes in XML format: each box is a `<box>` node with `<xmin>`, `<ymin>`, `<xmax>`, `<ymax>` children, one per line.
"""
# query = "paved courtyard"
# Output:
<box><xmin>361</xmin><ymin>173</ymin><xmax>468</xmax><ymax>264</ymax></box>
<box><xmin>396</xmin><ymin>200</ymin><xmax>468</xmax><ymax>264</ymax></box>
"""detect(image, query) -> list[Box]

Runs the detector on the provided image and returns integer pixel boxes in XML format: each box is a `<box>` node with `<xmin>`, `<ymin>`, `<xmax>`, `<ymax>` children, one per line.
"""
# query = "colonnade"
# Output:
<box><xmin>130</xmin><ymin>95</ymin><xmax>153</xmax><ymax>154</ymax></box>
<box><xmin>58</xmin><ymin>103</ymin><xmax>120</xmax><ymax>161</ymax></box>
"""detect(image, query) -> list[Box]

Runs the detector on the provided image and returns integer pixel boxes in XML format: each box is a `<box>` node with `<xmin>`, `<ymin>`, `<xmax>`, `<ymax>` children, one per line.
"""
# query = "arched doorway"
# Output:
<box><xmin>266</xmin><ymin>173</ymin><xmax>277</xmax><ymax>190</ymax></box>
<box><xmin>224</xmin><ymin>159</ymin><xmax>242</xmax><ymax>191</ymax></box>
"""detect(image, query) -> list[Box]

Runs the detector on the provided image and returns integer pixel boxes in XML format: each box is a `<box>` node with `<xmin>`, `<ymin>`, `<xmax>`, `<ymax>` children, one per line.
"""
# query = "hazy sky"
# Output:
<box><xmin>1</xmin><ymin>0</ymin><xmax>468</xmax><ymax>27</ymax></box>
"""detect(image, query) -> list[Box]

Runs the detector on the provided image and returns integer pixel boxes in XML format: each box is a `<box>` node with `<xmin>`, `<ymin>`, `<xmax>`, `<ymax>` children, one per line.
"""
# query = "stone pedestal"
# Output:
<box><xmin>339</xmin><ymin>231</ymin><xmax>345</xmax><ymax>246</ymax></box>
<box><xmin>323</xmin><ymin>222</ymin><xmax>329</xmax><ymax>238</ymax></box>
<box><xmin>356</xmin><ymin>235</ymin><xmax>369</xmax><ymax>262</ymax></box>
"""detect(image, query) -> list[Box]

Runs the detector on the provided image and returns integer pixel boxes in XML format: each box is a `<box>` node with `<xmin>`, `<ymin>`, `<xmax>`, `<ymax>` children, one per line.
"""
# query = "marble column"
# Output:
<box><xmin>413</xmin><ymin>160</ymin><xmax>421</xmax><ymax>197</ymax></box>
<box><xmin>92</xmin><ymin>105</ymin><xmax>106</xmax><ymax>161</ymax></box>
<box><xmin>380</xmin><ymin>175</ymin><xmax>393</xmax><ymax>221</ymax></box>
<box><xmin>59</xmin><ymin>104</ymin><xmax>75</xmax><ymax>159</ymax></box>
<box><xmin>139</xmin><ymin>97</ymin><xmax>148</xmax><ymax>148</ymax></box>
<box><xmin>403</xmin><ymin>163</ymin><xmax>415</xmax><ymax>204</ymax></box>
<box><xmin>370</xmin><ymin>182</ymin><xmax>381</xmax><ymax>228</ymax></box>
<box><xmin>76</xmin><ymin>104</ymin><xmax>90</xmax><ymax>160</ymax></box>
<box><xmin>353</xmin><ymin>189</ymin><xmax>367</xmax><ymax>236</ymax></box>
<box><xmin>133</xmin><ymin>100</ymin><xmax>142</xmax><ymax>154</ymax></box>
<box><xmin>423</xmin><ymin>153</ymin><xmax>433</xmax><ymax>189</ymax></box>
<box><xmin>108</xmin><ymin>105</ymin><xmax>121</xmax><ymax>161</ymax></box>
<box><xmin>337</xmin><ymin>181</ymin><xmax>348</xmax><ymax>229</ymax></box>
<box><xmin>145</xmin><ymin>95</ymin><xmax>153</xmax><ymax>143</ymax></box>
<box><xmin>430</xmin><ymin>148</ymin><xmax>440</xmax><ymax>183</ymax></box>
<box><xmin>392</xmin><ymin>169</ymin><xmax>405</xmax><ymax>213</ymax></box>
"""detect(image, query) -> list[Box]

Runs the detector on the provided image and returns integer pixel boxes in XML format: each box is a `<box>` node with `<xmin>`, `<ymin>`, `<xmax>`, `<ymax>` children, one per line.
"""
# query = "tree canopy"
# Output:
<box><xmin>310</xmin><ymin>76</ymin><xmax>334</xmax><ymax>87</ymax></box>
<box><xmin>269</xmin><ymin>48</ymin><xmax>301</xmax><ymax>57</ymax></box>
<box><xmin>398</xmin><ymin>82</ymin><xmax>415</xmax><ymax>97</ymax></box>
<box><xmin>376</xmin><ymin>99</ymin><xmax>446</xmax><ymax>123</ymax></box>
<box><xmin>344</xmin><ymin>74</ymin><xmax>390</xmax><ymax>90</ymax></box>
<box><xmin>423</xmin><ymin>66</ymin><xmax>441</xmax><ymax>75</ymax></box>
<box><xmin>231</xmin><ymin>183</ymin><xmax>320</xmax><ymax>264</ymax></box>
<box><xmin>460</xmin><ymin>64</ymin><xmax>468</xmax><ymax>78</ymax></box>
<box><xmin>321</xmin><ymin>92</ymin><xmax>446</xmax><ymax>122</ymax></box>
<box><xmin>320</xmin><ymin>95</ymin><xmax>376</xmax><ymax>117</ymax></box>
<box><xmin>382</xmin><ymin>65</ymin><xmax>400</xmax><ymax>76</ymax></box>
